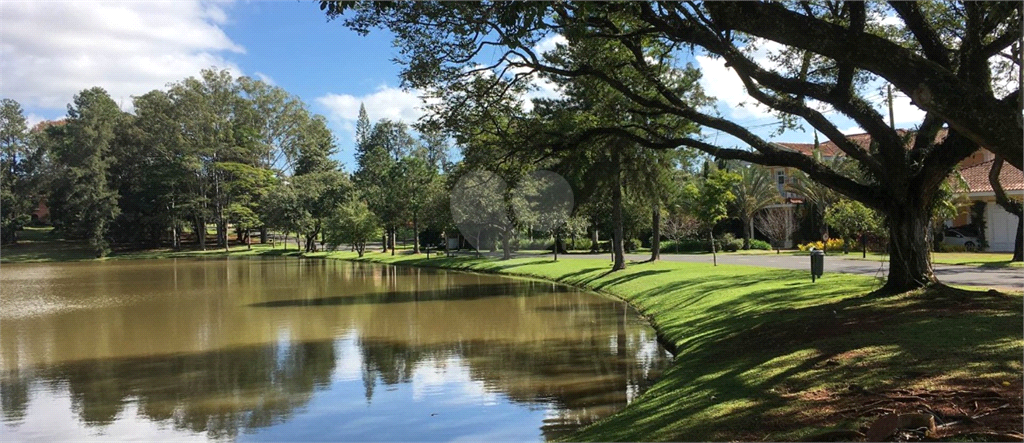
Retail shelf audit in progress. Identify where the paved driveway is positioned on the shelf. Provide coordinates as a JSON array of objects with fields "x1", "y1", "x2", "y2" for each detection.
[{"x1": 531, "y1": 251, "x2": 1022, "y2": 290}]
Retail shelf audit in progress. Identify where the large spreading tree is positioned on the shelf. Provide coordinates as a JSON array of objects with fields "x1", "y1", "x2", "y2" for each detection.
[{"x1": 321, "y1": 1, "x2": 1021, "y2": 292}]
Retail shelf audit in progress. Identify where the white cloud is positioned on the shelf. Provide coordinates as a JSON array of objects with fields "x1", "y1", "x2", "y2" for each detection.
[
  {"x1": 841, "y1": 126, "x2": 864, "y2": 135},
  {"x1": 316, "y1": 84, "x2": 428, "y2": 128},
  {"x1": 530, "y1": 36, "x2": 567, "y2": 102},
  {"x1": 506, "y1": 64, "x2": 562, "y2": 112},
  {"x1": 0, "y1": 1, "x2": 243, "y2": 111},
  {"x1": 888, "y1": 91, "x2": 926, "y2": 124},
  {"x1": 534, "y1": 34, "x2": 567, "y2": 55},
  {"x1": 695, "y1": 55, "x2": 774, "y2": 120},
  {"x1": 25, "y1": 113, "x2": 47, "y2": 130},
  {"x1": 253, "y1": 72, "x2": 276, "y2": 86}
]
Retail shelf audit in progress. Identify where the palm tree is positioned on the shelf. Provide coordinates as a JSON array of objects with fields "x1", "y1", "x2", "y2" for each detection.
[
  {"x1": 729, "y1": 163, "x2": 779, "y2": 249},
  {"x1": 787, "y1": 150, "x2": 860, "y2": 242}
]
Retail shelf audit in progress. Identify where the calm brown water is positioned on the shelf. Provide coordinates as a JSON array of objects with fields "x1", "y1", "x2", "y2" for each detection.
[{"x1": 0, "y1": 258, "x2": 670, "y2": 441}]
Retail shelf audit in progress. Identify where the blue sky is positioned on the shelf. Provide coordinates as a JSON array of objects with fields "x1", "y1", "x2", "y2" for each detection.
[{"x1": 1, "y1": 1, "x2": 927, "y2": 170}]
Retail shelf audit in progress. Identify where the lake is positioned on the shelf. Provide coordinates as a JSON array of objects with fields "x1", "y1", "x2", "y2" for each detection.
[{"x1": 0, "y1": 257, "x2": 670, "y2": 441}]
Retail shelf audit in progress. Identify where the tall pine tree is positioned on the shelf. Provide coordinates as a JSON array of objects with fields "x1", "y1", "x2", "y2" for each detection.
[{"x1": 54, "y1": 88, "x2": 123, "y2": 257}]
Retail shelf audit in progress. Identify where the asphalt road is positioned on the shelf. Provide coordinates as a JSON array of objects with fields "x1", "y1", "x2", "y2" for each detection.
[{"x1": 526, "y1": 251, "x2": 1023, "y2": 290}]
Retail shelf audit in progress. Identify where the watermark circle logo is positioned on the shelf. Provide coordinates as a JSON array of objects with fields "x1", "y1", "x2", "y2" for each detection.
[
  {"x1": 512, "y1": 170, "x2": 574, "y2": 232},
  {"x1": 450, "y1": 169, "x2": 575, "y2": 252},
  {"x1": 450, "y1": 169, "x2": 507, "y2": 251}
]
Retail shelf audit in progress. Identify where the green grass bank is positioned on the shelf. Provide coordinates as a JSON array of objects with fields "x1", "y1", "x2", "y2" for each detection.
[{"x1": 317, "y1": 251, "x2": 1022, "y2": 441}]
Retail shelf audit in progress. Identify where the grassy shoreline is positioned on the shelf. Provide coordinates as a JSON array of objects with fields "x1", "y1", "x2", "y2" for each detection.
[
  {"x1": 3, "y1": 240, "x2": 1022, "y2": 440},
  {"x1": 312, "y1": 251, "x2": 1022, "y2": 441}
]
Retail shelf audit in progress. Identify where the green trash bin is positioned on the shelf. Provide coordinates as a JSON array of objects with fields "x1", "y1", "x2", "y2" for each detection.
[{"x1": 810, "y1": 249, "x2": 825, "y2": 282}]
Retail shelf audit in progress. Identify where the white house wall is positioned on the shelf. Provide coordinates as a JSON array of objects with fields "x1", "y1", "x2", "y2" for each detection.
[{"x1": 985, "y1": 201, "x2": 1021, "y2": 252}]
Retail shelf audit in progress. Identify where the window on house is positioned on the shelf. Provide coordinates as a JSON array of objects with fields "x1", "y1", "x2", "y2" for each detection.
[{"x1": 776, "y1": 170, "x2": 786, "y2": 196}]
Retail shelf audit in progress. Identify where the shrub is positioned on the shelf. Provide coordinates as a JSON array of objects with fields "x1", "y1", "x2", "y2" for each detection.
[
  {"x1": 570, "y1": 237, "x2": 593, "y2": 251},
  {"x1": 749, "y1": 239, "x2": 772, "y2": 250},
  {"x1": 518, "y1": 237, "x2": 553, "y2": 250},
  {"x1": 797, "y1": 241, "x2": 823, "y2": 252},
  {"x1": 718, "y1": 233, "x2": 742, "y2": 252},
  {"x1": 798, "y1": 238, "x2": 846, "y2": 252},
  {"x1": 825, "y1": 238, "x2": 846, "y2": 252},
  {"x1": 661, "y1": 238, "x2": 707, "y2": 253}
]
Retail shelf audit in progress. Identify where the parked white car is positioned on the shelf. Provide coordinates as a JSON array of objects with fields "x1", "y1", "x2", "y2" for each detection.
[{"x1": 942, "y1": 228, "x2": 979, "y2": 251}]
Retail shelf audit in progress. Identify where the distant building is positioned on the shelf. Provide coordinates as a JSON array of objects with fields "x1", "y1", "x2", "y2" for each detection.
[
  {"x1": 770, "y1": 130, "x2": 1022, "y2": 252},
  {"x1": 951, "y1": 156, "x2": 1023, "y2": 252},
  {"x1": 31, "y1": 196, "x2": 49, "y2": 224}
]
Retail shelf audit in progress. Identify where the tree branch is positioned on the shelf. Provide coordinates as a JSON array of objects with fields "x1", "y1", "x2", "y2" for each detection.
[
  {"x1": 701, "y1": 1, "x2": 1022, "y2": 169},
  {"x1": 990, "y1": 156, "x2": 1023, "y2": 217},
  {"x1": 888, "y1": 1, "x2": 952, "y2": 67}
]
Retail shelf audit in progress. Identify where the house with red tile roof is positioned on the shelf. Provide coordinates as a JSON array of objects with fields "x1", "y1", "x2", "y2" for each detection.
[
  {"x1": 950, "y1": 158, "x2": 1023, "y2": 252},
  {"x1": 770, "y1": 131, "x2": 1022, "y2": 252}
]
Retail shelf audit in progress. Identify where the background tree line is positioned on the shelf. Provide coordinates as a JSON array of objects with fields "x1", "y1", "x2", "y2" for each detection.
[
  {"x1": 0, "y1": 68, "x2": 903, "y2": 269},
  {"x1": 1, "y1": 69, "x2": 349, "y2": 256}
]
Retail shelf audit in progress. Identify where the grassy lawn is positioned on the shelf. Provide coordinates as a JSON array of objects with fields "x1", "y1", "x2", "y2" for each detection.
[{"x1": 316, "y1": 251, "x2": 1023, "y2": 442}]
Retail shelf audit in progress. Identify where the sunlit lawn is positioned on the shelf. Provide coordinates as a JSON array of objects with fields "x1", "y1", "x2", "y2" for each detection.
[{"x1": 325, "y1": 250, "x2": 1023, "y2": 441}]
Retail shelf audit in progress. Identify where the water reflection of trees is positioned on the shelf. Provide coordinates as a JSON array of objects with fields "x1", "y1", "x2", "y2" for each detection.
[
  {"x1": 1, "y1": 259, "x2": 670, "y2": 440},
  {"x1": 356, "y1": 307, "x2": 669, "y2": 440},
  {"x1": 1, "y1": 339, "x2": 335, "y2": 439}
]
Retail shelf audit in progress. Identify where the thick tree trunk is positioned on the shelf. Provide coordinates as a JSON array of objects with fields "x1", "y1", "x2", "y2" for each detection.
[
  {"x1": 221, "y1": 221, "x2": 228, "y2": 252},
  {"x1": 710, "y1": 230, "x2": 717, "y2": 266},
  {"x1": 502, "y1": 227, "x2": 512, "y2": 260},
  {"x1": 413, "y1": 214, "x2": 420, "y2": 254},
  {"x1": 883, "y1": 205, "x2": 936, "y2": 293},
  {"x1": 382, "y1": 231, "x2": 388, "y2": 253},
  {"x1": 590, "y1": 226, "x2": 599, "y2": 253},
  {"x1": 651, "y1": 203, "x2": 661, "y2": 261},
  {"x1": 390, "y1": 227, "x2": 396, "y2": 256},
  {"x1": 611, "y1": 150, "x2": 626, "y2": 271},
  {"x1": 260, "y1": 226, "x2": 268, "y2": 244},
  {"x1": 195, "y1": 217, "x2": 206, "y2": 251},
  {"x1": 742, "y1": 217, "x2": 753, "y2": 250}
]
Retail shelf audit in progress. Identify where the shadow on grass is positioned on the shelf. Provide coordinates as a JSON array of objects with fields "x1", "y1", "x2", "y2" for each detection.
[
  {"x1": 569, "y1": 277, "x2": 1022, "y2": 441},
  {"x1": 324, "y1": 253, "x2": 1023, "y2": 441},
  {"x1": 977, "y1": 261, "x2": 1024, "y2": 269}
]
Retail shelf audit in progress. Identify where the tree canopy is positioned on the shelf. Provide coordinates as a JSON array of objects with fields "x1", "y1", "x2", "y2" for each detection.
[{"x1": 319, "y1": 0, "x2": 1021, "y2": 291}]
